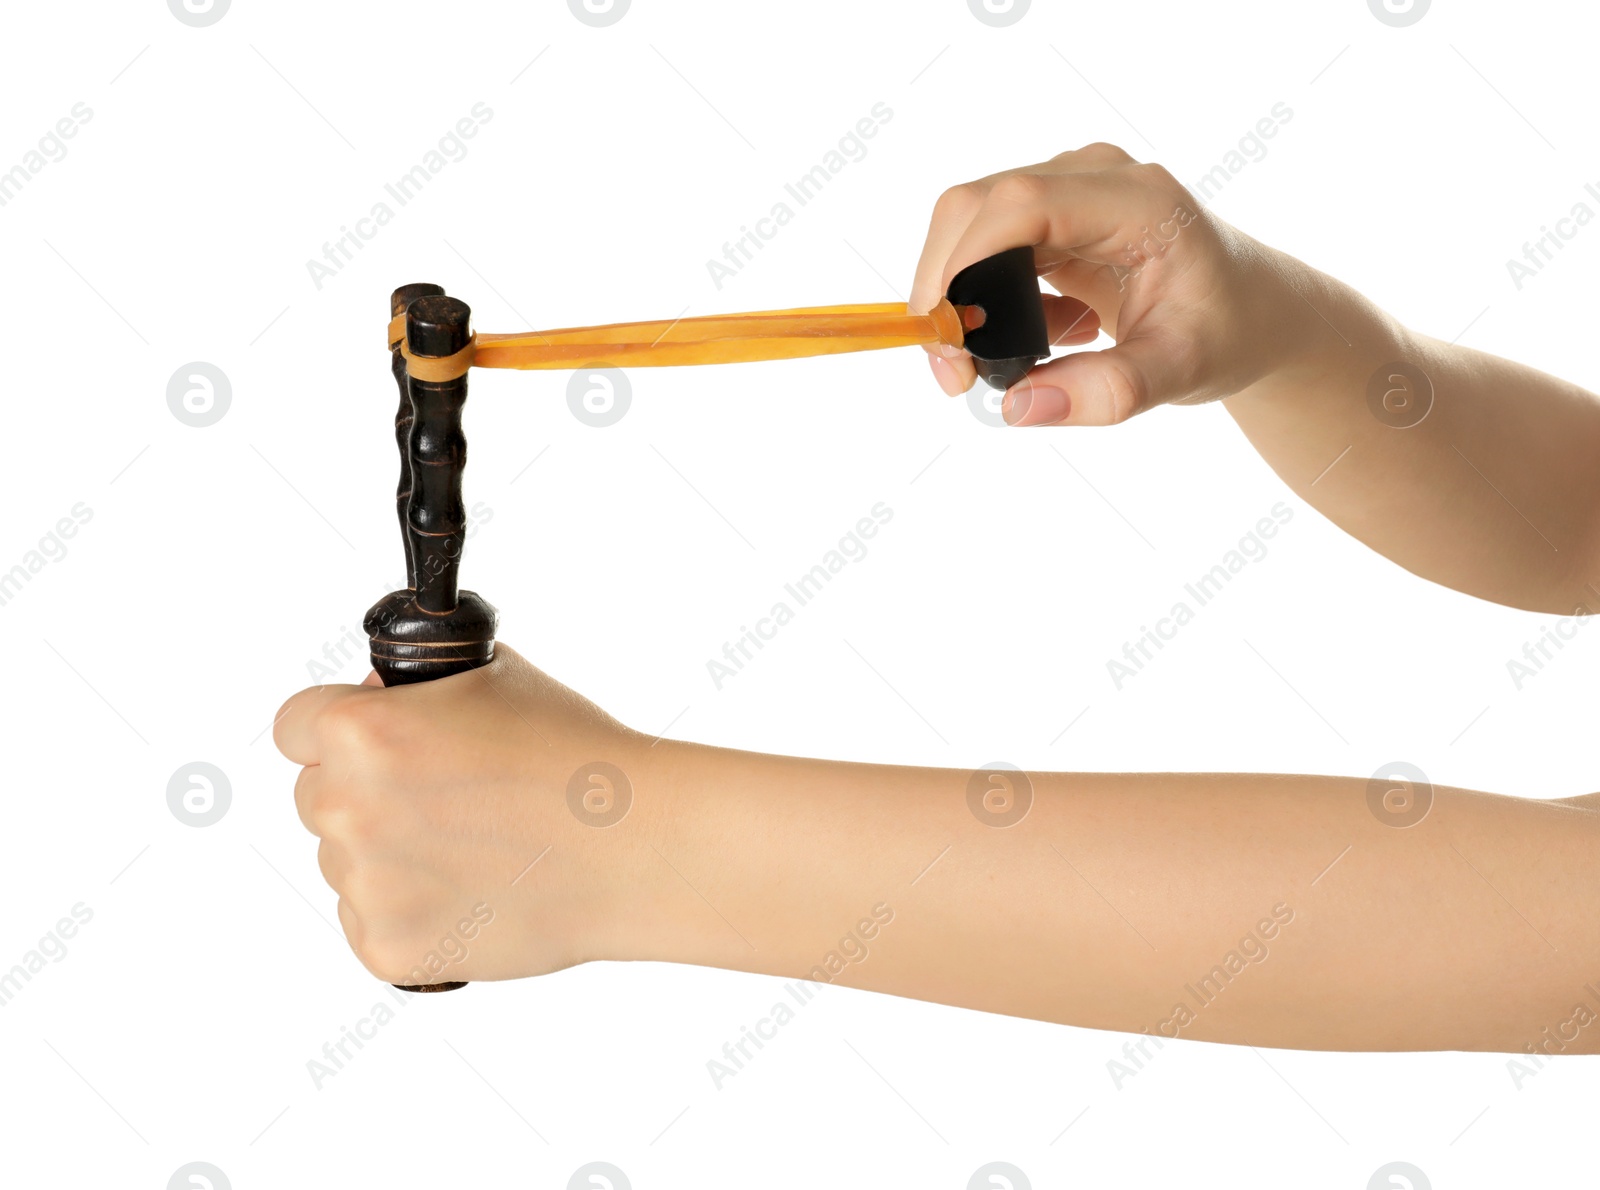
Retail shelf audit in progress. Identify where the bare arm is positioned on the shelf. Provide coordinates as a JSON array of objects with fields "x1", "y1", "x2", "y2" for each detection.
[
  {"x1": 275, "y1": 649, "x2": 1600, "y2": 1054},
  {"x1": 641, "y1": 741, "x2": 1600, "y2": 1053},
  {"x1": 1224, "y1": 266, "x2": 1600, "y2": 613}
]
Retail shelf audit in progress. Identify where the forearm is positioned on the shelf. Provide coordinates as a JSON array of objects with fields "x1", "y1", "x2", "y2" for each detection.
[
  {"x1": 617, "y1": 740, "x2": 1600, "y2": 1052},
  {"x1": 1225, "y1": 244, "x2": 1600, "y2": 613}
]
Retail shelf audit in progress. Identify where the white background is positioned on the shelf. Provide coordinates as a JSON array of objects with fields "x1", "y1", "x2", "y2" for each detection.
[{"x1": 2, "y1": 0, "x2": 1596, "y2": 1186}]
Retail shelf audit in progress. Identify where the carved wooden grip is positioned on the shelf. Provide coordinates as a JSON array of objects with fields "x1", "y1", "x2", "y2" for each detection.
[
  {"x1": 365, "y1": 286, "x2": 498, "y2": 993},
  {"x1": 407, "y1": 296, "x2": 472, "y2": 618},
  {"x1": 387, "y1": 282, "x2": 444, "y2": 587}
]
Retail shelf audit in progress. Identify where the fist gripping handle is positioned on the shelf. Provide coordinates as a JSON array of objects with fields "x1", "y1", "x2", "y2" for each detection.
[{"x1": 365, "y1": 285, "x2": 498, "y2": 993}]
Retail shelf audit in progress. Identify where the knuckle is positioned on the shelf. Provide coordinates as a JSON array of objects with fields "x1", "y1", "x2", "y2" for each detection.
[
  {"x1": 933, "y1": 181, "x2": 984, "y2": 220},
  {"x1": 988, "y1": 172, "x2": 1049, "y2": 207},
  {"x1": 317, "y1": 695, "x2": 388, "y2": 757},
  {"x1": 1080, "y1": 141, "x2": 1136, "y2": 164},
  {"x1": 337, "y1": 900, "x2": 416, "y2": 984},
  {"x1": 1046, "y1": 143, "x2": 1136, "y2": 172},
  {"x1": 336, "y1": 793, "x2": 383, "y2": 847},
  {"x1": 316, "y1": 839, "x2": 351, "y2": 889},
  {"x1": 360, "y1": 920, "x2": 442, "y2": 987},
  {"x1": 300, "y1": 773, "x2": 382, "y2": 846},
  {"x1": 337, "y1": 896, "x2": 364, "y2": 948},
  {"x1": 353, "y1": 935, "x2": 415, "y2": 984},
  {"x1": 292, "y1": 768, "x2": 322, "y2": 834},
  {"x1": 337, "y1": 864, "x2": 393, "y2": 912},
  {"x1": 270, "y1": 697, "x2": 296, "y2": 754},
  {"x1": 1101, "y1": 363, "x2": 1148, "y2": 425}
]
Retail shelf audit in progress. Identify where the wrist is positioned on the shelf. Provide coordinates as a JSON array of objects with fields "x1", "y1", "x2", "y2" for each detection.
[
  {"x1": 568, "y1": 733, "x2": 742, "y2": 969},
  {"x1": 1230, "y1": 238, "x2": 1415, "y2": 408},
  {"x1": 588, "y1": 738, "x2": 923, "y2": 986}
]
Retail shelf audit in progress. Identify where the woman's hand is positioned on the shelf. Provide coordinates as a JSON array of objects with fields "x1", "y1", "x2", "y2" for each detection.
[
  {"x1": 911, "y1": 142, "x2": 1319, "y2": 426},
  {"x1": 273, "y1": 645, "x2": 662, "y2": 987},
  {"x1": 914, "y1": 144, "x2": 1600, "y2": 612}
]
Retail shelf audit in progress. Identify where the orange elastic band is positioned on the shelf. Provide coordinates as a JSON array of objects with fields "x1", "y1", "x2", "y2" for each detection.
[
  {"x1": 401, "y1": 335, "x2": 477, "y2": 382},
  {"x1": 383, "y1": 298, "x2": 963, "y2": 375}
]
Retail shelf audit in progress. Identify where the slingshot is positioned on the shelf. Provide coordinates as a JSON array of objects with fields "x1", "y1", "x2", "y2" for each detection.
[{"x1": 366, "y1": 247, "x2": 1048, "y2": 991}]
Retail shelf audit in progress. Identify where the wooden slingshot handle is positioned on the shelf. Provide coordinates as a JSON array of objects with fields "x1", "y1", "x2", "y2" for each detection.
[{"x1": 365, "y1": 286, "x2": 498, "y2": 994}]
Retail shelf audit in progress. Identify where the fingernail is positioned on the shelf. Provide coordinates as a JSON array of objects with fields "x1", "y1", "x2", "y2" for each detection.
[
  {"x1": 1003, "y1": 384, "x2": 1070, "y2": 426},
  {"x1": 938, "y1": 342, "x2": 967, "y2": 359},
  {"x1": 929, "y1": 353, "x2": 965, "y2": 397}
]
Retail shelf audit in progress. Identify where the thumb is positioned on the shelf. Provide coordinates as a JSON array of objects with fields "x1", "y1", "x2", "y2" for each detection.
[{"x1": 1002, "y1": 331, "x2": 1193, "y2": 427}]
